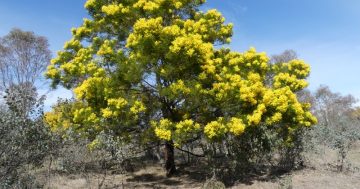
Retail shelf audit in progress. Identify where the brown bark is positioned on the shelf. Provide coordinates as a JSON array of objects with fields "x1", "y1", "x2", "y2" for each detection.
[{"x1": 164, "y1": 141, "x2": 176, "y2": 177}]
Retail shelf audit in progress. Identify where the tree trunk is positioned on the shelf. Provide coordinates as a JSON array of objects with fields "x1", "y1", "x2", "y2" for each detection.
[{"x1": 164, "y1": 141, "x2": 176, "y2": 177}]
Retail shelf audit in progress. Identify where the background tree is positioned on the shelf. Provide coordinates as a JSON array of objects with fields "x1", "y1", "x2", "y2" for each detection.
[
  {"x1": 271, "y1": 49, "x2": 298, "y2": 64},
  {"x1": 0, "y1": 28, "x2": 51, "y2": 93},
  {"x1": 45, "y1": 0, "x2": 317, "y2": 177},
  {"x1": 0, "y1": 29, "x2": 54, "y2": 187},
  {"x1": 310, "y1": 86, "x2": 360, "y2": 171}
]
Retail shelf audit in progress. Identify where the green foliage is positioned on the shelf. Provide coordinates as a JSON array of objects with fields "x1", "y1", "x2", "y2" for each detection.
[{"x1": 0, "y1": 84, "x2": 56, "y2": 187}]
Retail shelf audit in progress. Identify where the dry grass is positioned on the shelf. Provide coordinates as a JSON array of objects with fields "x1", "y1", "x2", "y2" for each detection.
[
  {"x1": 39, "y1": 166, "x2": 360, "y2": 189},
  {"x1": 41, "y1": 164, "x2": 204, "y2": 189},
  {"x1": 33, "y1": 142, "x2": 360, "y2": 189},
  {"x1": 291, "y1": 169, "x2": 360, "y2": 189}
]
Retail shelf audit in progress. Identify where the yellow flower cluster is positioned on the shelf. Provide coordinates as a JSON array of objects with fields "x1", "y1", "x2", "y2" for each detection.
[
  {"x1": 266, "y1": 112, "x2": 283, "y2": 125},
  {"x1": 169, "y1": 80, "x2": 191, "y2": 95},
  {"x1": 239, "y1": 79, "x2": 265, "y2": 105},
  {"x1": 73, "y1": 107, "x2": 99, "y2": 124},
  {"x1": 241, "y1": 47, "x2": 269, "y2": 74},
  {"x1": 263, "y1": 88, "x2": 289, "y2": 113},
  {"x1": 155, "y1": 128, "x2": 172, "y2": 141},
  {"x1": 97, "y1": 40, "x2": 114, "y2": 56},
  {"x1": 102, "y1": 3, "x2": 129, "y2": 15},
  {"x1": 204, "y1": 117, "x2": 248, "y2": 141},
  {"x1": 174, "y1": 1, "x2": 183, "y2": 9},
  {"x1": 262, "y1": 87, "x2": 317, "y2": 126},
  {"x1": 170, "y1": 34, "x2": 213, "y2": 60},
  {"x1": 43, "y1": 100, "x2": 89, "y2": 135},
  {"x1": 86, "y1": 62, "x2": 106, "y2": 77},
  {"x1": 130, "y1": 100, "x2": 146, "y2": 114},
  {"x1": 127, "y1": 17, "x2": 163, "y2": 48},
  {"x1": 204, "y1": 118, "x2": 228, "y2": 141},
  {"x1": 152, "y1": 119, "x2": 174, "y2": 141},
  {"x1": 285, "y1": 60, "x2": 311, "y2": 78},
  {"x1": 74, "y1": 77, "x2": 110, "y2": 100},
  {"x1": 227, "y1": 117, "x2": 246, "y2": 136},
  {"x1": 101, "y1": 108, "x2": 114, "y2": 118},
  {"x1": 153, "y1": 118, "x2": 201, "y2": 143},
  {"x1": 84, "y1": 0, "x2": 96, "y2": 9},
  {"x1": 72, "y1": 26, "x2": 89, "y2": 39},
  {"x1": 44, "y1": 111, "x2": 71, "y2": 132},
  {"x1": 162, "y1": 25, "x2": 182, "y2": 37},
  {"x1": 108, "y1": 98, "x2": 128, "y2": 109},
  {"x1": 63, "y1": 38, "x2": 81, "y2": 49},
  {"x1": 273, "y1": 73, "x2": 308, "y2": 91},
  {"x1": 172, "y1": 119, "x2": 201, "y2": 146},
  {"x1": 132, "y1": 0, "x2": 203, "y2": 12},
  {"x1": 52, "y1": 46, "x2": 98, "y2": 81},
  {"x1": 272, "y1": 60, "x2": 311, "y2": 91},
  {"x1": 206, "y1": 48, "x2": 269, "y2": 105},
  {"x1": 100, "y1": 98, "x2": 128, "y2": 118},
  {"x1": 71, "y1": 19, "x2": 95, "y2": 39},
  {"x1": 200, "y1": 47, "x2": 317, "y2": 133},
  {"x1": 133, "y1": 0, "x2": 164, "y2": 11},
  {"x1": 45, "y1": 64, "x2": 60, "y2": 79},
  {"x1": 175, "y1": 119, "x2": 200, "y2": 134},
  {"x1": 183, "y1": 9, "x2": 233, "y2": 43},
  {"x1": 101, "y1": 99, "x2": 147, "y2": 119},
  {"x1": 247, "y1": 104, "x2": 266, "y2": 125},
  {"x1": 125, "y1": 8, "x2": 232, "y2": 76}
]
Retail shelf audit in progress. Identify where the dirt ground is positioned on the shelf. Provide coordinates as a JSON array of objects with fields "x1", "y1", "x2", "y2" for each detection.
[
  {"x1": 37, "y1": 144, "x2": 360, "y2": 189},
  {"x1": 235, "y1": 169, "x2": 360, "y2": 189},
  {"x1": 40, "y1": 164, "x2": 360, "y2": 189}
]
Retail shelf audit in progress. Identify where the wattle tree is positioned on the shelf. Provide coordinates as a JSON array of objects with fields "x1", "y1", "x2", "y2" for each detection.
[{"x1": 45, "y1": 0, "x2": 317, "y2": 176}]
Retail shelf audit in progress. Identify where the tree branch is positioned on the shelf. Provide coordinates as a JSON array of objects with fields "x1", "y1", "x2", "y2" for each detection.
[{"x1": 175, "y1": 146, "x2": 205, "y2": 157}]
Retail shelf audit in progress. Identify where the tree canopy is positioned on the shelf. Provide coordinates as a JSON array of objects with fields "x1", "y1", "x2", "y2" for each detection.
[{"x1": 45, "y1": 0, "x2": 317, "y2": 176}]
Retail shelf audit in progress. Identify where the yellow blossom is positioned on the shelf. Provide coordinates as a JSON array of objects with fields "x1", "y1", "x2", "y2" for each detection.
[
  {"x1": 204, "y1": 118, "x2": 227, "y2": 141},
  {"x1": 227, "y1": 117, "x2": 246, "y2": 136}
]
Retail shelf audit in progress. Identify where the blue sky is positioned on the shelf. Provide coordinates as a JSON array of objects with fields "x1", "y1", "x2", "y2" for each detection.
[{"x1": 1, "y1": 0, "x2": 360, "y2": 107}]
